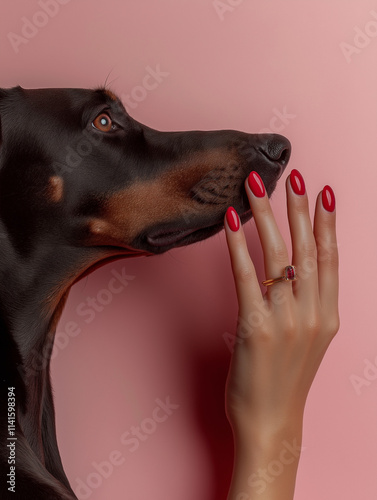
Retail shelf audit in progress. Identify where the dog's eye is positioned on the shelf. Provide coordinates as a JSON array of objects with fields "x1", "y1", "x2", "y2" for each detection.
[{"x1": 92, "y1": 113, "x2": 115, "y2": 132}]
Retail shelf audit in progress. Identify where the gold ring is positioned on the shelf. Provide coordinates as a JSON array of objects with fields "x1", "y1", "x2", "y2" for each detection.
[{"x1": 262, "y1": 265, "x2": 297, "y2": 287}]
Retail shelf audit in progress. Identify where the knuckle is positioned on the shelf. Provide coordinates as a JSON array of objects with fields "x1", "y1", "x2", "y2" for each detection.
[
  {"x1": 281, "y1": 319, "x2": 298, "y2": 340},
  {"x1": 305, "y1": 317, "x2": 322, "y2": 337},
  {"x1": 316, "y1": 237, "x2": 339, "y2": 264},
  {"x1": 324, "y1": 314, "x2": 340, "y2": 338},
  {"x1": 278, "y1": 310, "x2": 298, "y2": 339},
  {"x1": 301, "y1": 304, "x2": 322, "y2": 337},
  {"x1": 238, "y1": 306, "x2": 272, "y2": 343},
  {"x1": 235, "y1": 265, "x2": 255, "y2": 283},
  {"x1": 267, "y1": 243, "x2": 289, "y2": 263},
  {"x1": 327, "y1": 251, "x2": 339, "y2": 270},
  {"x1": 299, "y1": 239, "x2": 317, "y2": 259},
  {"x1": 299, "y1": 256, "x2": 317, "y2": 278},
  {"x1": 319, "y1": 213, "x2": 336, "y2": 230},
  {"x1": 253, "y1": 327, "x2": 274, "y2": 344},
  {"x1": 318, "y1": 246, "x2": 339, "y2": 268},
  {"x1": 256, "y1": 202, "x2": 273, "y2": 218},
  {"x1": 296, "y1": 200, "x2": 310, "y2": 214}
]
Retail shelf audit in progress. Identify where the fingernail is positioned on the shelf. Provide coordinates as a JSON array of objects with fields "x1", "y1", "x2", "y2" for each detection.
[
  {"x1": 226, "y1": 207, "x2": 240, "y2": 232},
  {"x1": 248, "y1": 171, "x2": 265, "y2": 197},
  {"x1": 322, "y1": 185, "x2": 335, "y2": 212},
  {"x1": 290, "y1": 169, "x2": 306, "y2": 195}
]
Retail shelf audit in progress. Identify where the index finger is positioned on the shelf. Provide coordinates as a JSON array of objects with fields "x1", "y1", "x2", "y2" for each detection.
[{"x1": 224, "y1": 206, "x2": 264, "y2": 312}]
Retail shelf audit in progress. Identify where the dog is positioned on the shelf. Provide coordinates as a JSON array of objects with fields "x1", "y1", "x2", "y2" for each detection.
[{"x1": 0, "y1": 86, "x2": 290, "y2": 499}]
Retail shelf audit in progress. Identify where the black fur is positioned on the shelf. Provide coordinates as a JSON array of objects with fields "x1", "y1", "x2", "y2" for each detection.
[{"x1": 0, "y1": 86, "x2": 290, "y2": 498}]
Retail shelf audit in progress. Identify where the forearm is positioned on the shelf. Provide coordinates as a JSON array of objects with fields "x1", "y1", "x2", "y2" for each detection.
[{"x1": 227, "y1": 426, "x2": 303, "y2": 500}]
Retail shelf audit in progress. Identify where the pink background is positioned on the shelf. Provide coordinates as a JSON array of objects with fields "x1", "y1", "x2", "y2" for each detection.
[{"x1": 1, "y1": 0, "x2": 377, "y2": 498}]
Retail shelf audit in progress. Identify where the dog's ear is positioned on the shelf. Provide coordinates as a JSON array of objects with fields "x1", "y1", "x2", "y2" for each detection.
[{"x1": 0, "y1": 87, "x2": 24, "y2": 146}]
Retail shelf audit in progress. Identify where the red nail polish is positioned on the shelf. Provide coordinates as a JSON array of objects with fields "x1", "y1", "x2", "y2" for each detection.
[
  {"x1": 226, "y1": 207, "x2": 240, "y2": 232},
  {"x1": 290, "y1": 169, "x2": 306, "y2": 195},
  {"x1": 248, "y1": 171, "x2": 265, "y2": 197},
  {"x1": 322, "y1": 185, "x2": 335, "y2": 212}
]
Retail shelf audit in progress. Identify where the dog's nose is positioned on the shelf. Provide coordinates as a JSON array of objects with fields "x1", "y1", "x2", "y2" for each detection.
[{"x1": 259, "y1": 134, "x2": 291, "y2": 169}]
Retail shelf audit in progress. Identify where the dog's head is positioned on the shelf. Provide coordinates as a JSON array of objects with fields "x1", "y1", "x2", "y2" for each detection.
[{"x1": 0, "y1": 86, "x2": 290, "y2": 265}]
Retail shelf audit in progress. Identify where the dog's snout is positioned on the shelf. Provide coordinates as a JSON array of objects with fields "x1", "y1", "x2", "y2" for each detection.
[{"x1": 259, "y1": 134, "x2": 291, "y2": 168}]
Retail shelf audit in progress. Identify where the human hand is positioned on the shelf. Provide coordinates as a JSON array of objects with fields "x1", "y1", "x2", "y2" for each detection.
[{"x1": 224, "y1": 170, "x2": 339, "y2": 499}]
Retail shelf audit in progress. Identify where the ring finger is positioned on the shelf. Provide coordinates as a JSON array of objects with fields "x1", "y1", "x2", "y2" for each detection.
[{"x1": 246, "y1": 171, "x2": 291, "y2": 294}]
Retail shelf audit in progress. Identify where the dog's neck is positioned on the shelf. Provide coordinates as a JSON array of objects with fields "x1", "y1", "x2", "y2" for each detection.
[
  {"x1": 0, "y1": 236, "x2": 123, "y2": 460},
  {"x1": 0, "y1": 240, "x2": 125, "y2": 370}
]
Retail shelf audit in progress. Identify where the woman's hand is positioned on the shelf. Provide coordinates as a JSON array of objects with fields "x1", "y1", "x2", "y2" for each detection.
[{"x1": 224, "y1": 170, "x2": 339, "y2": 500}]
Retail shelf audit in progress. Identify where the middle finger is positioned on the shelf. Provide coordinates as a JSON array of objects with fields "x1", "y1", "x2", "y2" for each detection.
[{"x1": 286, "y1": 169, "x2": 319, "y2": 301}]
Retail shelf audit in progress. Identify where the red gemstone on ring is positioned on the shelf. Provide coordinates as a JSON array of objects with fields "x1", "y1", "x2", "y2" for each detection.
[{"x1": 284, "y1": 265, "x2": 297, "y2": 281}]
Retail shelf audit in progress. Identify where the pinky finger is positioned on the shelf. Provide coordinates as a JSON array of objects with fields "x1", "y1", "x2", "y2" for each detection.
[
  {"x1": 313, "y1": 187, "x2": 339, "y2": 324},
  {"x1": 224, "y1": 207, "x2": 263, "y2": 311}
]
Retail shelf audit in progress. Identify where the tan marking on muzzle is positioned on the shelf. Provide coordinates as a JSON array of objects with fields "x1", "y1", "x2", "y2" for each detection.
[
  {"x1": 87, "y1": 218, "x2": 150, "y2": 254},
  {"x1": 47, "y1": 176, "x2": 64, "y2": 203},
  {"x1": 98, "y1": 148, "x2": 238, "y2": 243}
]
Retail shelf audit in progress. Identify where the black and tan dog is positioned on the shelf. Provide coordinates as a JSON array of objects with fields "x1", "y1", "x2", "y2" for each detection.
[{"x1": 0, "y1": 86, "x2": 290, "y2": 499}]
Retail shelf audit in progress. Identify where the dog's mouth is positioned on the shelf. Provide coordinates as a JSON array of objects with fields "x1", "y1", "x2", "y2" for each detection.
[
  {"x1": 147, "y1": 227, "x2": 204, "y2": 247},
  {"x1": 145, "y1": 209, "x2": 253, "y2": 252},
  {"x1": 147, "y1": 224, "x2": 225, "y2": 249},
  {"x1": 139, "y1": 162, "x2": 289, "y2": 254}
]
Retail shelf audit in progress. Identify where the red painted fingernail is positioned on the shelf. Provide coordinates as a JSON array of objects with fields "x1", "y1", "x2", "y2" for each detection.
[
  {"x1": 226, "y1": 207, "x2": 240, "y2": 232},
  {"x1": 322, "y1": 185, "x2": 335, "y2": 212},
  {"x1": 248, "y1": 171, "x2": 265, "y2": 197},
  {"x1": 290, "y1": 169, "x2": 306, "y2": 195}
]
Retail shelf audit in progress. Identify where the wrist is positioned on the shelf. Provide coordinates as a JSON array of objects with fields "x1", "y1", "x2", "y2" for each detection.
[
  {"x1": 227, "y1": 422, "x2": 304, "y2": 500},
  {"x1": 230, "y1": 410, "x2": 304, "y2": 448},
  {"x1": 233, "y1": 425, "x2": 303, "y2": 466},
  {"x1": 228, "y1": 433, "x2": 303, "y2": 500}
]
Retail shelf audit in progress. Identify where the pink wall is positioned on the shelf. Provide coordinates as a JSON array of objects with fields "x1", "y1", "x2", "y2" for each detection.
[{"x1": 1, "y1": 0, "x2": 377, "y2": 498}]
